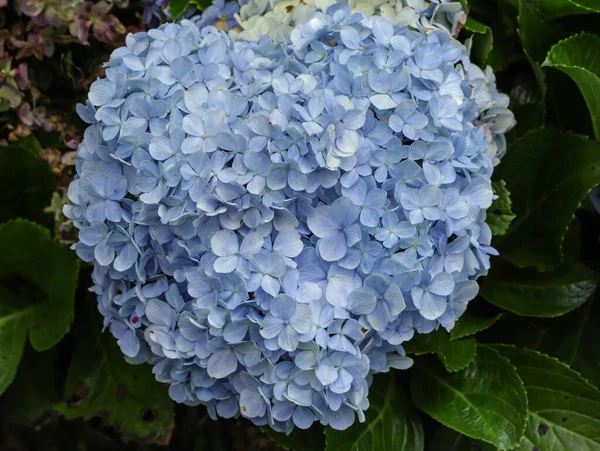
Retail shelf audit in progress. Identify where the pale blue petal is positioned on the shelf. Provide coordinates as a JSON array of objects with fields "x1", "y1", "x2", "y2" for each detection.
[{"x1": 207, "y1": 349, "x2": 238, "y2": 379}]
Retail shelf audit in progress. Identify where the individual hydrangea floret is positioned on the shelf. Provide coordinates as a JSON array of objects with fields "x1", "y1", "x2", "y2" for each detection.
[
  {"x1": 67, "y1": 4, "x2": 512, "y2": 434},
  {"x1": 193, "y1": 0, "x2": 246, "y2": 29},
  {"x1": 143, "y1": 0, "x2": 169, "y2": 25}
]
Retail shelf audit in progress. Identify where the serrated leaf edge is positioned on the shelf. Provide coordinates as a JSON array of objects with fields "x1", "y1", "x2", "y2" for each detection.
[
  {"x1": 490, "y1": 344, "x2": 600, "y2": 394},
  {"x1": 413, "y1": 347, "x2": 528, "y2": 450},
  {"x1": 543, "y1": 32, "x2": 600, "y2": 69},
  {"x1": 450, "y1": 313, "x2": 504, "y2": 341},
  {"x1": 567, "y1": 0, "x2": 600, "y2": 13},
  {"x1": 0, "y1": 218, "x2": 52, "y2": 239},
  {"x1": 438, "y1": 340, "x2": 478, "y2": 373},
  {"x1": 502, "y1": 127, "x2": 600, "y2": 272}
]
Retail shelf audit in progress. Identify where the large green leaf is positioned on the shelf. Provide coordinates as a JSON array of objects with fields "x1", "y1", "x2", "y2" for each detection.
[
  {"x1": 0, "y1": 142, "x2": 57, "y2": 228},
  {"x1": 450, "y1": 312, "x2": 503, "y2": 341},
  {"x1": 569, "y1": 0, "x2": 600, "y2": 12},
  {"x1": 464, "y1": 18, "x2": 493, "y2": 66},
  {"x1": 544, "y1": 33, "x2": 600, "y2": 141},
  {"x1": 404, "y1": 329, "x2": 477, "y2": 372},
  {"x1": 264, "y1": 426, "x2": 325, "y2": 451},
  {"x1": 488, "y1": 181, "x2": 515, "y2": 237},
  {"x1": 480, "y1": 258, "x2": 596, "y2": 317},
  {"x1": 528, "y1": 0, "x2": 596, "y2": 17},
  {"x1": 429, "y1": 427, "x2": 496, "y2": 451},
  {"x1": 410, "y1": 346, "x2": 527, "y2": 450},
  {"x1": 494, "y1": 346, "x2": 600, "y2": 450},
  {"x1": 477, "y1": 314, "x2": 545, "y2": 349},
  {"x1": 0, "y1": 347, "x2": 59, "y2": 425},
  {"x1": 56, "y1": 305, "x2": 174, "y2": 443},
  {"x1": 0, "y1": 219, "x2": 78, "y2": 396},
  {"x1": 325, "y1": 372, "x2": 424, "y2": 451},
  {"x1": 519, "y1": 0, "x2": 568, "y2": 63},
  {"x1": 539, "y1": 293, "x2": 600, "y2": 388},
  {"x1": 517, "y1": 0, "x2": 569, "y2": 102},
  {"x1": 494, "y1": 128, "x2": 600, "y2": 271}
]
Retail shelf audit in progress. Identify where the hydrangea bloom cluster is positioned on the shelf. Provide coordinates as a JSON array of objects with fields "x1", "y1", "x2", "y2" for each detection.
[
  {"x1": 230, "y1": 0, "x2": 466, "y2": 42},
  {"x1": 196, "y1": 0, "x2": 513, "y2": 161},
  {"x1": 66, "y1": 5, "x2": 513, "y2": 433}
]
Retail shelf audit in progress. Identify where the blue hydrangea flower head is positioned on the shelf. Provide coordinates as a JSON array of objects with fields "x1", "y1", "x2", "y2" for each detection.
[{"x1": 66, "y1": 2, "x2": 513, "y2": 434}]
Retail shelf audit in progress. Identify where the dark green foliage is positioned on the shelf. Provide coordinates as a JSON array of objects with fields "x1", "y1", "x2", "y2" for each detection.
[
  {"x1": 54, "y1": 304, "x2": 175, "y2": 443},
  {"x1": 2, "y1": 0, "x2": 600, "y2": 450},
  {"x1": 0, "y1": 142, "x2": 57, "y2": 229},
  {"x1": 410, "y1": 346, "x2": 528, "y2": 450},
  {"x1": 325, "y1": 373, "x2": 424, "y2": 451}
]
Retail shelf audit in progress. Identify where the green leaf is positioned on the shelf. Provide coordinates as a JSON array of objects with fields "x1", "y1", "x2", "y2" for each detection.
[
  {"x1": 539, "y1": 293, "x2": 600, "y2": 388},
  {"x1": 494, "y1": 128, "x2": 600, "y2": 271},
  {"x1": 190, "y1": 0, "x2": 214, "y2": 9},
  {"x1": 477, "y1": 314, "x2": 545, "y2": 349},
  {"x1": 480, "y1": 258, "x2": 596, "y2": 317},
  {"x1": 544, "y1": 33, "x2": 600, "y2": 141},
  {"x1": 563, "y1": 218, "x2": 583, "y2": 263},
  {"x1": 16, "y1": 135, "x2": 44, "y2": 155},
  {"x1": 467, "y1": 0, "x2": 525, "y2": 71},
  {"x1": 528, "y1": 0, "x2": 595, "y2": 18},
  {"x1": 0, "y1": 347, "x2": 59, "y2": 425},
  {"x1": 450, "y1": 312, "x2": 503, "y2": 341},
  {"x1": 569, "y1": 0, "x2": 600, "y2": 12},
  {"x1": 264, "y1": 426, "x2": 325, "y2": 451},
  {"x1": 325, "y1": 372, "x2": 424, "y2": 451},
  {"x1": 519, "y1": 0, "x2": 568, "y2": 63},
  {"x1": 0, "y1": 288, "x2": 29, "y2": 400},
  {"x1": 169, "y1": 0, "x2": 192, "y2": 20},
  {"x1": 429, "y1": 427, "x2": 496, "y2": 451},
  {"x1": 0, "y1": 219, "x2": 78, "y2": 396},
  {"x1": 404, "y1": 329, "x2": 477, "y2": 372},
  {"x1": 517, "y1": 0, "x2": 568, "y2": 101},
  {"x1": 488, "y1": 181, "x2": 515, "y2": 237},
  {"x1": 0, "y1": 142, "x2": 57, "y2": 228},
  {"x1": 170, "y1": 0, "x2": 210, "y2": 19},
  {"x1": 493, "y1": 346, "x2": 600, "y2": 450},
  {"x1": 465, "y1": 18, "x2": 493, "y2": 66},
  {"x1": 410, "y1": 346, "x2": 527, "y2": 450},
  {"x1": 56, "y1": 305, "x2": 174, "y2": 443}
]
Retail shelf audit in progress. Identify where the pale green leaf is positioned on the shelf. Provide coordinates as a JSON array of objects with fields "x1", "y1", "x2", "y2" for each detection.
[
  {"x1": 410, "y1": 346, "x2": 527, "y2": 449},
  {"x1": 494, "y1": 346, "x2": 600, "y2": 450},
  {"x1": 488, "y1": 181, "x2": 515, "y2": 236}
]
